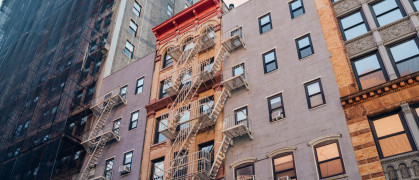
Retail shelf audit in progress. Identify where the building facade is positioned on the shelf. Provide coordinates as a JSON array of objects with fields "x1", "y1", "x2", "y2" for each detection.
[
  {"x1": 221, "y1": 0, "x2": 361, "y2": 179},
  {"x1": 314, "y1": 0, "x2": 419, "y2": 179},
  {"x1": 140, "y1": 0, "x2": 230, "y2": 179}
]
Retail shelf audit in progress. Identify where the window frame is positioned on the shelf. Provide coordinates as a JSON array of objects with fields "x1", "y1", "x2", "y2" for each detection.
[
  {"x1": 129, "y1": 20, "x2": 138, "y2": 37},
  {"x1": 133, "y1": 1, "x2": 141, "y2": 17},
  {"x1": 112, "y1": 118, "x2": 121, "y2": 135},
  {"x1": 262, "y1": 49, "x2": 278, "y2": 74},
  {"x1": 234, "y1": 106, "x2": 248, "y2": 126},
  {"x1": 295, "y1": 34, "x2": 314, "y2": 59},
  {"x1": 369, "y1": 111, "x2": 417, "y2": 158},
  {"x1": 304, "y1": 79, "x2": 326, "y2": 109},
  {"x1": 104, "y1": 158, "x2": 114, "y2": 179},
  {"x1": 258, "y1": 13, "x2": 272, "y2": 34},
  {"x1": 129, "y1": 111, "x2": 139, "y2": 130},
  {"x1": 232, "y1": 63, "x2": 245, "y2": 78},
  {"x1": 159, "y1": 80, "x2": 169, "y2": 99},
  {"x1": 350, "y1": 51, "x2": 389, "y2": 90},
  {"x1": 123, "y1": 151, "x2": 134, "y2": 169},
  {"x1": 154, "y1": 114, "x2": 167, "y2": 144},
  {"x1": 369, "y1": 0, "x2": 406, "y2": 27},
  {"x1": 410, "y1": 0, "x2": 419, "y2": 11},
  {"x1": 150, "y1": 157, "x2": 165, "y2": 180},
  {"x1": 162, "y1": 52, "x2": 174, "y2": 68},
  {"x1": 289, "y1": 0, "x2": 306, "y2": 19},
  {"x1": 272, "y1": 152, "x2": 297, "y2": 180},
  {"x1": 120, "y1": 85, "x2": 128, "y2": 99},
  {"x1": 124, "y1": 40, "x2": 134, "y2": 59},
  {"x1": 268, "y1": 93, "x2": 285, "y2": 122},
  {"x1": 235, "y1": 164, "x2": 255, "y2": 180},
  {"x1": 386, "y1": 37, "x2": 419, "y2": 77},
  {"x1": 167, "y1": 4, "x2": 173, "y2": 16},
  {"x1": 337, "y1": 10, "x2": 370, "y2": 41},
  {"x1": 313, "y1": 140, "x2": 346, "y2": 179},
  {"x1": 135, "y1": 77, "x2": 144, "y2": 95}
]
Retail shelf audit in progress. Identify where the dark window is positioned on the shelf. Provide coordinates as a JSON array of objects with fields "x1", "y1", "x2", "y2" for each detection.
[
  {"x1": 198, "y1": 141, "x2": 214, "y2": 171},
  {"x1": 105, "y1": 158, "x2": 114, "y2": 179},
  {"x1": 289, "y1": 0, "x2": 305, "y2": 19},
  {"x1": 124, "y1": 40, "x2": 134, "y2": 58},
  {"x1": 188, "y1": 0, "x2": 193, "y2": 4},
  {"x1": 113, "y1": 119, "x2": 121, "y2": 135},
  {"x1": 268, "y1": 94, "x2": 285, "y2": 122},
  {"x1": 262, "y1": 50, "x2": 278, "y2": 73},
  {"x1": 231, "y1": 27, "x2": 243, "y2": 38},
  {"x1": 136, "y1": 77, "x2": 144, "y2": 94},
  {"x1": 304, "y1": 79, "x2": 326, "y2": 109},
  {"x1": 151, "y1": 158, "x2": 164, "y2": 180},
  {"x1": 123, "y1": 151, "x2": 133, "y2": 169},
  {"x1": 183, "y1": 37, "x2": 194, "y2": 51},
  {"x1": 129, "y1": 111, "x2": 139, "y2": 130},
  {"x1": 370, "y1": 0, "x2": 405, "y2": 27},
  {"x1": 387, "y1": 38, "x2": 419, "y2": 77},
  {"x1": 235, "y1": 164, "x2": 255, "y2": 180},
  {"x1": 120, "y1": 85, "x2": 127, "y2": 99},
  {"x1": 129, "y1": 20, "x2": 138, "y2": 36},
  {"x1": 411, "y1": 0, "x2": 419, "y2": 11},
  {"x1": 199, "y1": 96, "x2": 214, "y2": 115},
  {"x1": 163, "y1": 52, "x2": 173, "y2": 68},
  {"x1": 331, "y1": 0, "x2": 340, "y2": 2},
  {"x1": 154, "y1": 114, "x2": 168, "y2": 144},
  {"x1": 235, "y1": 107, "x2": 248, "y2": 126},
  {"x1": 296, "y1": 34, "x2": 314, "y2": 59},
  {"x1": 338, "y1": 11, "x2": 369, "y2": 41},
  {"x1": 352, "y1": 52, "x2": 388, "y2": 90},
  {"x1": 369, "y1": 112, "x2": 415, "y2": 158},
  {"x1": 273, "y1": 153, "x2": 297, "y2": 180},
  {"x1": 259, "y1": 13, "x2": 272, "y2": 34},
  {"x1": 233, "y1": 63, "x2": 245, "y2": 78},
  {"x1": 133, "y1": 1, "x2": 141, "y2": 16},
  {"x1": 314, "y1": 141, "x2": 345, "y2": 179},
  {"x1": 159, "y1": 80, "x2": 170, "y2": 99}
]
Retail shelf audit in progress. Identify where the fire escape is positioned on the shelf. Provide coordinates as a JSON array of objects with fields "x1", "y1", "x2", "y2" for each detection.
[{"x1": 158, "y1": 26, "x2": 248, "y2": 179}]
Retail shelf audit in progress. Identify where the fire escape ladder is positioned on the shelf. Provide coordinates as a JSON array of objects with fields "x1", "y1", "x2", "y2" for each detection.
[
  {"x1": 209, "y1": 135, "x2": 232, "y2": 179},
  {"x1": 79, "y1": 136, "x2": 109, "y2": 180},
  {"x1": 89, "y1": 99, "x2": 115, "y2": 138},
  {"x1": 210, "y1": 88, "x2": 230, "y2": 122}
]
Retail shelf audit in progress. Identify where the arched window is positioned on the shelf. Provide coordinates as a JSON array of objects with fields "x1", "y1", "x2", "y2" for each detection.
[
  {"x1": 399, "y1": 163, "x2": 410, "y2": 178},
  {"x1": 412, "y1": 161, "x2": 419, "y2": 176},
  {"x1": 203, "y1": 26, "x2": 215, "y2": 39},
  {"x1": 163, "y1": 47, "x2": 174, "y2": 68},
  {"x1": 182, "y1": 37, "x2": 194, "y2": 51},
  {"x1": 387, "y1": 166, "x2": 398, "y2": 180}
]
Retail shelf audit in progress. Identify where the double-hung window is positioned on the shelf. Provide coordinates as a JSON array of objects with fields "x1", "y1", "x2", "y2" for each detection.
[
  {"x1": 338, "y1": 11, "x2": 369, "y2": 41},
  {"x1": 331, "y1": 0, "x2": 340, "y2": 2},
  {"x1": 235, "y1": 107, "x2": 248, "y2": 127},
  {"x1": 388, "y1": 38, "x2": 419, "y2": 77},
  {"x1": 129, "y1": 20, "x2": 138, "y2": 36},
  {"x1": 314, "y1": 141, "x2": 345, "y2": 179},
  {"x1": 167, "y1": 5, "x2": 173, "y2": 16},
  {"x1": 370, "y1": 0, "x2": 405, "y2": 27},
  {"x1": 289, "y1": 0, "x2": 305, "y2": 19},
  {"x1": 352, "y1": 53, "x2": 388, "y2": 90},
  {"x1": 154, "y1": 114, "x2": 167, "y2": 144},
  {"x1": 262, "y1": 50, "x2": 278, "y2": 73},
  {"x1": 411, "y1": 0, "x2": 419, "y2": 11},
  {"x1": 233, "y1": 63, "x2": 245, "y2": 78},
  {"x1": 104, "y1": 158, "x2": 114, "y2": 179},
  {"x1": 133, "y1": 2, "x2": 141, "y2": 17},
  {"x1": 151, "y1": 158, "x2": 164, "y2": 180},
  {"x1": 268, "y1": 94, "x2": 285, "y2": 122},
  {"x1": 124, "y1": 41, "x2": 134, "y2": 59},
  {"x1": 163, "y1": 52, "x2": 173, "y2": 68},
  {"x1": 296, "y1": 34, "x2": 314, "y2": 59},
  {"x1": 123, "y1": 151, "x2": 133, "y2": 171},
  {"x1": 273, "y1": 153, "x2": 297, "y2": 180},
  {"x1": 258, "y1": 13, "x2": 272, "y2": 34},
  {"x1": 231, "y1": 27, "x2": 243, "y2": 38},
  {"x1": 129, "y1": 111, "x2": 139, "y2": 130},
  {"x1": 370, "y1": 112, "x2": 415, "y2": 158},
  {"x1": 113, "y1": 119, "x2": 121, "y2": 135},
  {"x1": 160, "y1": 80, "x2": 170, "y2": 99},
  {"x1": 120, "y1": 85, "x2": 127, "y2": 99},
  {"x1": 136, "y1": 77, "x2": 144, "y2": 94},
  {"x1": 235, "y1": 164, "x2": 255, "y2": 180},
  {"x1": 304, "y1": 79, "x2": 325, "y2": 109}
]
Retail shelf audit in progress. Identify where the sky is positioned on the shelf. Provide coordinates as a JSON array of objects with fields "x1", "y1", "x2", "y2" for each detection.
[{"x1": 223, "y1": 0, "x2": 249, "y2": 7}]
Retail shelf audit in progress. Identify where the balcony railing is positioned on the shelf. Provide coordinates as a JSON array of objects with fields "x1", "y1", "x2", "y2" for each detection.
[
  {"x1": 90, "y1": 87, "x2": 127, "y2": 115},
  {"x1": 164, "y1": 150, "x2": 212, "y2": 180},
  {"x1": 382, "y1": 151, "x2": 419, "y2": 180},
  {"x1": 223, "y1": 114, "x2": 252, "y2": 139},
  {"x1": 222, "y1": 67, "x2": 248, "y2": 92}
]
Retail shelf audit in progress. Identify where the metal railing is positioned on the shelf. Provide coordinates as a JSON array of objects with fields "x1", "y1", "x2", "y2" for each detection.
[
  {"x1": 71, "y1": 165, "x2": 112, "y2": 180},
  {"x1": 90, "y1": 86, "x2": 126, "y2": 114},
  {"x1": 164, "y1": 150, "x2": 212, "y2": 180},
  {"x1": 81, "y1": 122, "x2": 119, "y2": 143},
  {"x1": 224, "y1": 114, "x2": 250, "y2": 131}
]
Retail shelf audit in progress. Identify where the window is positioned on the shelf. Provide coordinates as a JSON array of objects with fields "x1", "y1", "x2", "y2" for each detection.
[
  {"x1": 411, "y1": 0, "x2": 419, "y2": 11},
  {"x1": 338, "y1": 11, "x2": 369, "y2": 41},
  {"x1": 304, "y1": 79, "x2": 326, "y2": 109},
  {"x1": 370, "y1": 0, "x2": 405, "y2": 27},
  {"x1": 113, "y1": 119, "x2": 121, "y2": 135},
  {"x1": 259, "y1": 13, "x2": 272, "y2": 34},
  {"x1": 129, "y1": 111, "x2": 139, "y2": 130},
  {"x1": 289, "y1": 0, "x2": 305, "y2": 19},
  {"x1": 105, "y1": 158, "x2": 114, "y2": 179},
  {"x1": 273, "y1": 153, "x2": 297, "y2": 180},
  {"x1": 388, "y1": 38, "x2": 419, "y2": 77},
  {"x1": 163, "y1": 52, "x2": 173, "y2": 68},
  {"x1": 177, "y1": 105, "x2": 191, "y2": 131},
  {"x1": 129, "y1": 20, "x2": 138, "y2": 36},
  {"x1": 233, "y1": 63, "x2": 245, "y2": 78},
  {"x1": 136, "y1": 77, "x2": 144, "y2": 94},
  {"x1": 352, "y1": 53, "x2": 388, "y2": 90},
  {"x1": 133, "y1": 1, "x2": 141, "y2": 17},
  {"x1": 314, "y1": 141, "x2": 345, "y2": 179},
  {"x1": 262, "y1": 50, "x2": 278, "y2": 73},
  {"x1": 268, "y1": 94, "x2": 285, "y2": 122},
  {"x1": 179, "y1": 70, "x2": 192, "y2": 89},
  {"x1": 199, "y1": 141, "x2": 214, "y2": 171},
  {"x1": 235, "y1": 164, "x2": 255, "y2": 180},
  {"x1": 123, "y1": 151, "x2": 133, "y2": 170},
  {"x1": 296, "y1": 34, "x2": 314, "y2": 59},
  {"x1": 199, "y1": 96, "x2": 214, "y2": 115},
  {"x1": 167, "y1": 5, "x2": 173, "y2": 16},
  {"x1": 160, "y1": 80, "x2": 170, "y2": 99},
  {"x1": 120, "y1": 85, "x2": 127, "y2": 99},
  {"x1": 124, "y1": 40, "x2": 134, "y2": 59},
  {"x1": 370, "y1": 112, "x2": 415, "y2": 158},
  {"x1": 154, "y1": 114, "x2": 168, "y2": 144},
  {"x1": 231, "y1": 27, "x2": 243, "y2": 38},
  {"x1": 201, "y1": 57, "x2": 214, "y2": 73},
  {"x1": 331, "y1": 0, "x2": 340, "y2": 2},
  {"x1": 183, "y1": 37, "x2": 194, "y2": 51},
  {"x1": 188, "y1": 0, "x2": 193, "y2": 4},
  {"x1": 151, "y1": 158, "x2": 164, "y2": 180},
  {"x1": 235, "y1": 107, "x2": 248, "y2": 126}
]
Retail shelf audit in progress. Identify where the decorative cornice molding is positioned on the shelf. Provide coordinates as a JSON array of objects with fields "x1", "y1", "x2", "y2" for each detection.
[
  {"x1": 229, "y1": 157, "x2": 257, "y2": 168},
  {"x1": 266, "y1": 147, "x2": 297, "y2": 158},
  {"x1": 308, "y1": 134, "x2": 342, "y2": 146}
]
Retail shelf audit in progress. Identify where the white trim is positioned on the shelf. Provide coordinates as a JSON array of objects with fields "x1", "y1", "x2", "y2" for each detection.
[
  {"x1": 301, "y1": 76, "x2": 322, "y2": 85},
  {"x1": 265, "y1": 91, "x2": 284, "y2": 99},
  {"x1": 233, "y1": 104, "x2": 249, "y2": 112},
  {"x1": 266, "y1": 147, "x2": 297, "y2": 158},
  {"x1": 294, "y1": 31, "x2": 312, "y2": 40},
  {"x1": 229, "y1": 157, "x2": 257, "y2": 168},
  {"x1": 307, "y1": 134, "x2": 342, "y2": 147},
  {"x1": 105, "y1": 156, "x2": 116, "y2": 161},
  {"x1": 260, "y1": 47, "x2": 277, "y2": 55}
]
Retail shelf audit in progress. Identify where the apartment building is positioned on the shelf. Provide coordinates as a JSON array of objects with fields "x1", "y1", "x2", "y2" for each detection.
[
  {"x1": 221, "y1": 0, "x2": 361, "y2": 179},
  {"x1": 103, "y1": 0, "x2": 198, "y2": 76},
  {"x1": 314, "y1": 0, "x2": 419, "y2": 179},
  {"x1": 140, "y1": 0, "x2": 231, "y2": 179}
]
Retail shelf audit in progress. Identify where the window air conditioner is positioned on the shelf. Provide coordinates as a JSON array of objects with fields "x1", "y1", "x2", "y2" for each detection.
[
  {"x1": 118, "y1": 165, "x2": 131, "y2": 174},
  {"x1": 278, "y1": 176, "x2": 291, "y2": 180}
]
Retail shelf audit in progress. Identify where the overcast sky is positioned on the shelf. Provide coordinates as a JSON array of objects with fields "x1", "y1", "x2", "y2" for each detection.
[{"x1": 223, "y1": 0, "x2": 249, "y2": 7}]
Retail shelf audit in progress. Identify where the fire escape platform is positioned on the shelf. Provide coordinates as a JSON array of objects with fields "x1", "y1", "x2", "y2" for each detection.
[
  {"x1": 223, "y1": 123, "x2": 252, "y2": 139},
  {"x1": 90, "y1": 95, "x2": 126, "y2": 115},
  {"x1": 222, "y1": 75, "x2": 248, "y2": 92},
  {"x1": 222, "y1": 35, "x2": 245, "y2": 52},
  {"x1": 81, "y1": 131, "x2": 120, "y2": 149}
]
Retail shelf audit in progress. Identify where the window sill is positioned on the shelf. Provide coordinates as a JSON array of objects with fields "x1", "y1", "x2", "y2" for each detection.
[
  {"x1": 309, "y1": 104, "x2": 326, "y2": 111},
  {"x1": 151, "y1": 140, "x2": 167, "y2": 148},
  {"x1": 270, "y1": 118, "x2": 285, "y2": 124},
  {"x1": 322, "y1": 173, "x2": 347, "y2": 180}
]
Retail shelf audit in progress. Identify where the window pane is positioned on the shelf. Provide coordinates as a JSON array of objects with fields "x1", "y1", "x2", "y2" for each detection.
[
  {"x1": 236, "y1": 165, "x2": 254, "y2": 176},
  {"x1": 264, "y1": 52, "x2": 275, "y2": 63},
  {"x1": 373, "y1": 114, "x2": 404, "y2": 137},
  {"x1": 372, "y1": 0, "x2": 398, "y2": 15},
  {"x1": 292, "y1": 8, "x2": 305, "y2": 18},
  {"x1": 125, "y1": 152, "x2": 132, "y2": 164},
  {"x1": 130, "y1": 21, "x2": 137, "y2": 31},
  {"x1": 319, "y1": 158, "x2": 344, "y2": 178},
  {"x1": 277, "y1": 170, "x2": 296, "y2": 179},
  {"x1": 396, "y1": 56, "x2": 419, "y2": 76},
  {"x1": 269, "y1": 96, "x2": 282, "y2": 109},
  {"x1": 235, "y1": 109, "x2": 247, "y2": 121},
  {"x1": 354, "y1": 54, "x2": 381, "y2": 75},
  {"x1": 390, "y1": 40, "x2": 419, "y2": 62},
  {"x1": 290, "y1": 0, "x2": 302, "y2": 10},
  {"x1": 307, "y1": 82, "x2": 321, "y2": 95},
  {"x1": 377, "y1": 9, "x2": 403, "y2": 26},
  {"x1": 299, "y1": 46, "x2": 313, "y2": 58},
  {"x1": 379, "y1": 133, "x2": 412, "y2": 157},
  {"x1": 137, "y1": 78, "x2": 144, "y2": 86},
  {"x1": 132, "y1": 112, "x2": 139, "y2": 120},
  {"x1": 271, "y1": 108, "x2": 284, "y2": 119},
  {"x1": 309, "y1": 94, "x2": 324, "y2": 107},
  {"x1": 261, "y1": 24, "x2": 272, "y2": 33},
  {"x1": 341, "y1": 12, "x2": 363, "y2": 29},
  {"x1": 274, "y1": 154, "x2": 294, "y2": 172},
  {"x1": 260, "y1": 15, "x2": 270, "y2": 25},
  {"x1": 126, "y1": 41, "x2": 134, "y2": 51},
  {"x1": 298, "y1": 37, "x2": 310, "y2": 49},
  {"x1": 344, "y1": 24, "x2": 368, "y2": 40},
  {"x1": 265, "y1": 62, "x2": 277, "y2": 73},
  {"x1": 233, "y1": 65, "x2": 244, "y2": 76},
  {"x1": 359, "y1": 70, "x2": 387, "y2": 89},
  {"x1": 414, "y1": 0, "x2": 419, "y2": 11},
  {"x1": 316, "y1": 143, "x2": 339, "y2": 162}
]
